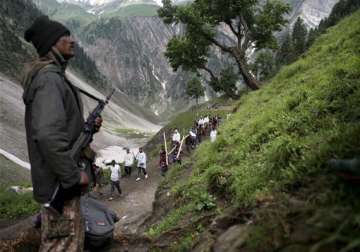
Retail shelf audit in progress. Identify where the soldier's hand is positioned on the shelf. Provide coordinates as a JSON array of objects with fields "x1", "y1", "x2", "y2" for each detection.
[
  {"x1": 94, "y1": 116, "x2": 103, "y2": 133},
  {"x1": 79, "y1": 170, "x2": 89, "y2": 185}
]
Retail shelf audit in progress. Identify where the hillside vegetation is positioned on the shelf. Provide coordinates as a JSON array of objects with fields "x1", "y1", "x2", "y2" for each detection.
[{"x1": 143, "y1": 10, "x2": 360, "y2": 251}]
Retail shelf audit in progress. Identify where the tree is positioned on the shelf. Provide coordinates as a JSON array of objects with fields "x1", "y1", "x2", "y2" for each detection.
[
  {"x1": 159, "y1": 0, "x2": 290, "y2": 91},
  {"x1": 276, "y1": 32, "x2": 294, "y2": 66},
  {"x1": 210, "y1": 67, "x2": 239, "y2": 99},
  {"x1": 306, "y1": 28, "x2": 319, "y2": 49},
  {"x1": 292, "y1": 17, "x2": 308, "y2": 57},
  {"x1": 186, "y1": 77, "x2": 205, "y2": 104},
  {"x1": 252, "y1": 50, "x2": 276, "y2": 81}
]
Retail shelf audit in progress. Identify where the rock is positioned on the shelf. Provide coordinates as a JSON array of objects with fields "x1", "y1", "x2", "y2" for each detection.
[
  {"x1": 8, "y1": 186, "x2": 33, "y2": 194},
  {"x1": 212, "y1": 224, "x2": 249, "y2": 252}
]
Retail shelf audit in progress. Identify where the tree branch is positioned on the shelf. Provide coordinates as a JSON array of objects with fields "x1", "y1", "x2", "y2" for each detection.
[{"x1": 201, "y1": 65, "x2": 217, "y2": 81}]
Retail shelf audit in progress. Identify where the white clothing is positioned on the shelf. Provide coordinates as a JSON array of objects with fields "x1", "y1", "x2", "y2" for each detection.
[
  {"x1": 172, "y1": 132, "x2": 181, "y2": 142},
  {"x1": 136, "y1": 152, "x2": 147, "y2": 168},
  {"x1": 204, "y1": 116, "x2": 210, "y2": 124},
  {"x1": 210, "y1": 130, "x2": 217, "y2": 142},
  {"x1": 110, "y1": 164, "x2": 121, "y2": 181},
  {"x1": 124, "y1": 153, "x2": 134, "y2": 166},
  {"x1": 189, "y1": 130, "x2": 196, "y2": 138}
]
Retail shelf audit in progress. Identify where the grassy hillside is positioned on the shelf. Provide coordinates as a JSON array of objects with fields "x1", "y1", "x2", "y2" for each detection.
[
  {"x1": 0, "y1": 154, "x2": 39, "y2": 220},
  {"x1": 143, "y1": 10, "x2": 360, "y2": 251}
]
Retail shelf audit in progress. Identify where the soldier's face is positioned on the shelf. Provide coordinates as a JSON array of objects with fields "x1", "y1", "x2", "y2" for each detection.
[{"x1": 55, "y1": 35, "x2": 75, "y2": 60}]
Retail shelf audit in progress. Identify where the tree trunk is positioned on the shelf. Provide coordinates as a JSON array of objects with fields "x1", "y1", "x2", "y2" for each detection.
[
  {"x1": 236, "y1": 57, "x2": 260, "y2": 90},
  {"x1": 232, "y1": 49, "x2": 260, "y2": 90}
]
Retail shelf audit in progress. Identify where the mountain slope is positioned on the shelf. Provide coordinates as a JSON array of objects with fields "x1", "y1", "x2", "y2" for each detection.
[{"x1": 142, "y1": 10, "x2": 360, "y2": 251}]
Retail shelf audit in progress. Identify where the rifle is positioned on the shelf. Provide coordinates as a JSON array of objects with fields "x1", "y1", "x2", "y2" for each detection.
[
  {"x1": 46, "y1": 88, "x2": 115, "y2": 215},
  {"x1": 70, "y1": 88, "x2": 115, "y2": 161}
]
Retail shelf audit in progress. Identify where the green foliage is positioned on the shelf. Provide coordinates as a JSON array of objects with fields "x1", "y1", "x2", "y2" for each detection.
[
  {"x1": 146, "y1": 204, "x2": 193, "y2": 238},
  {"x1": 186, "y1": 77, "x2": 205, "y2": 104},
  {"x1": 158, "y1": 0, "x2": 290, "y2": 90},
  {"x1": 252, "y1": 50, "x2": 277, "y2": 81},
  {"x1": 0, "y1": 188, "x2": 39, "y2": 219},
  {"x1": 171, "y1": 10, "x2": 360, "y2": 205},
  {"x1": 149, "y1": 10, "x2": 360, "y2": 250},
  {"x1": 292, "y1": 17, "x2": 308, "y2": 56},
  {"x1": 194, "y1": 192, "x2": 216, "y2": 212},
  {"x1": 209, "y1": 67, "x2": 239, "y2": 99},
  {"x1": 308, "y1": 0, "x2": 360, "y2": 48},
  {"x1": 276, "y1": 32, "x2": 295, "y2": 66}
]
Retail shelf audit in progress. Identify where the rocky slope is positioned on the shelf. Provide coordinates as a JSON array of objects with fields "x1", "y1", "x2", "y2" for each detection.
[{"x1": 287, "y1": 0, "x2": 340, "y2": 28}]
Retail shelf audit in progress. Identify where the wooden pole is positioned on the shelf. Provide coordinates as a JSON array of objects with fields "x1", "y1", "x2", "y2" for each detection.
[
  {"x1": 163, "y1": 132, "x2": 169, "y2": 166},
  {"x1": 176, "y1": 135, "x2": 189, "y2": 159},
  {"x1": 167, "y1": 146, "x2": 177, "y2": 155}
]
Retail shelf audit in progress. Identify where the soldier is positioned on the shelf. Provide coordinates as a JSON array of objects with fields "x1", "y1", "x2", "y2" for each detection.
[{"x1": 22, "y1": 16, "x2": 102, "y2": 251}]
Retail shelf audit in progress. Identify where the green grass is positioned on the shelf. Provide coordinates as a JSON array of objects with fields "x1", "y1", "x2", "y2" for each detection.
[
  {"x1": 146, "y1": 203, "x2": 194, "y2": 238},
  {"x1": 188, "y1": 10, "x2": 360, "y2": 204},
  {"x1": 0, "y1": 155, "x2": 39, "y2": 219},
  {"x1": 0, "y1": 187, "x2": 39, "y2": 219},
  {"x1": 149, "y1": 10, "x2": 360, "y2": 250}
]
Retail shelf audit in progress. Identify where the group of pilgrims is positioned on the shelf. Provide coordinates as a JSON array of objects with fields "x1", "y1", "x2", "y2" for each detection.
[
  {"x1": 159, "y1": 114, "x2": 221, "y2": 177},
  {"x1": 92, "y1": 114, "x2": 221, "y2": 201}
]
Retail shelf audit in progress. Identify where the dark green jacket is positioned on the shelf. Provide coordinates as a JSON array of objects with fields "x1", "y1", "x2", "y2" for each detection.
[{"x1": 22, "y1": 49, "x2": 84, "y2": 203}]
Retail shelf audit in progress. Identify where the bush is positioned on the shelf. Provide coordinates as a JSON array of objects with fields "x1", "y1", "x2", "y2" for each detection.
[{"x1": 0, "y1": 188, "x2": 39, "y2": 219}]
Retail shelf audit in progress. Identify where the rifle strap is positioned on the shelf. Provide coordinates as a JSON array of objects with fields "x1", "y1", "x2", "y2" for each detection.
[{"x1": 78, "y1": 88, "x2": 102, "y2": 102}]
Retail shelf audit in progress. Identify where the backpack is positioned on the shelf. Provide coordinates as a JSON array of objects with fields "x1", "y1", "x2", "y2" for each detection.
[{"x1": 81, "y1": 195, "x2": 119, "y2": 250}]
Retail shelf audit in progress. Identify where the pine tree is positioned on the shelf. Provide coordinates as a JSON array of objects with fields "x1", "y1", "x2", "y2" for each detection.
[
  {"x1": 276, "y1": 32, "x2": 294, "y2": 66},
  {"x1": 253, "y1": 51, "x2": 276, "y2": 81},
  {"x1": 306, "y1": 28, "x2": 319, "y2": 49},
  {"x1": 186, "y1": 77, "x2": 205, "y2": 104},
  {"x1": 292, "y1": 17, "x2": 308, "y2": 57}
]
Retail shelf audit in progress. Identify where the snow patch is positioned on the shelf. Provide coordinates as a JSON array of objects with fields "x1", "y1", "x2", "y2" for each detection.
[
  {"x1": 0, "y1": 148, "x2": 30, "y2": 170},
  {"x1": 95, "y1": 145, "x2": 140, "y2": 167},
  {"x1": 151, "y1": 65, "x2": 166, "y2": 90}
]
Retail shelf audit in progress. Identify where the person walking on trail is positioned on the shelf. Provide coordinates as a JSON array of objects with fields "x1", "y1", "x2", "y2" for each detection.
[
  {"x1": 92, "y1": 164, "x2": 103, "y2": 195},
  {"x1": 136, "y1": 147, "x2": 148, "y2": 181},
  {"x1": 109, "y1": 160, "x2": 122, "y2": 201},
  {"x1": 159, "y1": 146, "x2": 168, "y2": 177},
  {"x1": 124, "y1": 148, "x2": 134, "y2": 177},
  {"x1": 22, "y1": 15, "x2": 102, "y2": 251},
  {"x1": 210, "y1": 126, "x2": 217, "y2": 143},
  {"x1": 172, "y1": 128, "x2": 181, "y2": 145}
]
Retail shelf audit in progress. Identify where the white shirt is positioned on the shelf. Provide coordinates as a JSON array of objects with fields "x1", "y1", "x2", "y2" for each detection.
[
  {"x1": 110, "y1": 164, "x2": 121, "y2": 181},
  {"x1": 124, "y1": 153, "x2": 134, "y2": 167},
  {"x1": 189, "y1": 130, "x2": 196, "y2": 137},
  {"x1": 210, "y1": 130, "x2": 217, "y2": 142},
  {"x1": 136, "y1": 152, "x2": 147, "y2": 168},
  {"x1": 172, "y1": 132, "x2": 181, "y2": 142},
  {"x1": 204, "y1": 117, "x2": 209, "y2": 124}
]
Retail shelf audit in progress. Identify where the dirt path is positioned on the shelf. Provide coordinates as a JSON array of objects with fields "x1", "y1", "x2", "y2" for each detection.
[{"x1": 95, "y1": 159, "x2": 163, "y2": 236}]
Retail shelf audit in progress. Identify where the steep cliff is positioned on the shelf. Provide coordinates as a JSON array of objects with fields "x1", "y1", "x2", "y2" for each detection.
[
  {"x1": 81, "y1": 16, "x2": 189, "y2": 115},
  {"x1": 287, "y1": 0, "x2": 340, "y2": 28}
]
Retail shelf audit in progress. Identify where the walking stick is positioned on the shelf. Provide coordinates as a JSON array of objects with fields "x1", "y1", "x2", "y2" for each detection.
[
  {"x1": 163, "y1": 132, "x2": 169, "y2": 166},
  {"x1": 176, "y1": 135, "x2": 189, "y2": 159}
]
